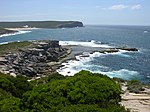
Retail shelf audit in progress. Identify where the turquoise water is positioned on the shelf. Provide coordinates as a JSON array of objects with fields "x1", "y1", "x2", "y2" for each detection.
[{"x1": 0, "y1": 25, "x2": 150, "y2": 83}]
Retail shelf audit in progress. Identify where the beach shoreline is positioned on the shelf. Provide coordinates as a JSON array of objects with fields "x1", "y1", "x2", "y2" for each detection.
[{"x1": 5, "y1": 27, "x2": 40, "y2": 31}]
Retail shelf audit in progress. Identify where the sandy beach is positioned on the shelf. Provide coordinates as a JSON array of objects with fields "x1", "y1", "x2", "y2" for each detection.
[{"x1": 5, "y1": 27, "x2": 40, "y2": 31}]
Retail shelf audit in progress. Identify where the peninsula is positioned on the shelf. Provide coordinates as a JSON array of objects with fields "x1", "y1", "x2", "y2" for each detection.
[{"x1": 0, "y1": 21, "x2": 83, "y2": 28}]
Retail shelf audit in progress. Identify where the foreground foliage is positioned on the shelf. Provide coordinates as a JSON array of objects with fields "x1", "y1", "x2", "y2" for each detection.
[{"x1": 0, "y1": 71, "x2": 126, "y2": 112}]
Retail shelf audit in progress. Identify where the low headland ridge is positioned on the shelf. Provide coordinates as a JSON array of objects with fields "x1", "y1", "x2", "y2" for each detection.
[{"x1": 0, "y1": 21, "x2": 83, "y2": 29}]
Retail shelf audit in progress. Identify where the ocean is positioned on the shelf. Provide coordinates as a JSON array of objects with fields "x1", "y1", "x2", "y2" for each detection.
[{"x1": 0, "y1": 25, "x2": 150, "y2": 83}]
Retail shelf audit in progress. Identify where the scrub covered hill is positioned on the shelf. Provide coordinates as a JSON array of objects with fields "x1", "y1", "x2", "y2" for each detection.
[
  {"x1": 0, "y1": 70, "x2": 126, "y2": 112},
  {"x1": 0, "y1": 21, "x2": 83, "y2": 28}
]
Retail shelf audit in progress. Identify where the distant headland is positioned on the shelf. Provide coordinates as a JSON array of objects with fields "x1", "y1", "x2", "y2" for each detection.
[{"x1": 0, "y1": 21, "x2": 83, "y2": 28}]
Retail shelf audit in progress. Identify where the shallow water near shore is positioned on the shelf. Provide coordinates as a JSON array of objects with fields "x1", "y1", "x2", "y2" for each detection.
[{"x1": 0, "y1": 25, "x2": 150, "y2": 83}]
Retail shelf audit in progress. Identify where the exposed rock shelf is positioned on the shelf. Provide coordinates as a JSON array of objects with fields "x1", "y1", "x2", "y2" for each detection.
[
  {"x1": 120, "y1": 81, "x2": 150, "y2": 112},
  {"x1": 98, "y1": 47, "x2": 138, "y2": 54},
  {"x1": 0, "y1": 40, "x2": 70, "y2": 77}
]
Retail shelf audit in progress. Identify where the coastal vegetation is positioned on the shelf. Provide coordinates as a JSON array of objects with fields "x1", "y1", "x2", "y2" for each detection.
[
  {"x1": 127, "y1": 80, "x2": 150, "y2": 93},
  {"x1": 0, "y1": 41, "x2": 149, "y2": 111},
  {"x1": 0, "y1": 21, "x2": 83, "y2": 28},
  {"x1": 0, "y1": 41, "x2": 32, "y2": 55},
  {"x1": 0, "y1": 70, "x2": 126, "y2": 112}
]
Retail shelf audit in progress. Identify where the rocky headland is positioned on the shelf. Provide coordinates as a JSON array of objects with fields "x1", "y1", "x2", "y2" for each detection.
[
  {"x1": 0, "y1": 40, "x2": 71, "y2": 77},
  {"x1": 0, "y1": 41, "x2": 139, "y2": 79},
  {"x1": 1, "y1": 40, "x2": 149, "y2": 111},
  {"x1": 0, "y1": 21, "x2": 83, "y2": 29}
]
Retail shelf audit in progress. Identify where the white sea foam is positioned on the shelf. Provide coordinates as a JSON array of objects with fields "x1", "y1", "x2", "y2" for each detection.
[
  {"x1": 57, "y1": 58, "x2": 139, "y2": 79},
  {"x1": 57, "y1": 50, "x2": 134, "y2": 76},
  {"x1": 0, "y1": 30, "x2": 31, "y2": 38},
  {"x1": 114, "y1": 50, "x2": 131, "y2": 57},
  {"x1": 0, "y1": 41, "x2": 10, "y2": 45},
  {"x1": 59, "y1": 40, "x2": 112, "y2": 48},
  {"x1": 100, "y1": 69, "x2": 139, "y2": 79}
]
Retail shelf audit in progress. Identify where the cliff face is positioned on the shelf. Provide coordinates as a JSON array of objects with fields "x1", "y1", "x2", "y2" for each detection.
[
  {"x1": 0, "y1": 21, "x2": 83, "y2": 28},
  {"x1": 57, "y1": 21, "x2": 83, "y2": 28}
]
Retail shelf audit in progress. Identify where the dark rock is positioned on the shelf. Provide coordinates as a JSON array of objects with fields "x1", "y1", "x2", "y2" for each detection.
[
  {"x1": 120, "y1": 48, "x2": 138, "y2": 51},
  {"x1": 99, "y1": 47, "x2": 138, "y2": 54},
  {"x1": 57, "y1": 22, "x2": 83, "y2": 28},
  {"x1": 37, "y1": 56, "x2": 47, "y2": 62},
  {"x1": 99, "y1": 49, "x2": 119, "y2": 53},
  {"x1": 0, "y1": 40, "x2": 68, "y2": 77},
  {"x1": 20, "y1": 67, "x2": 37, "y2": 77}
]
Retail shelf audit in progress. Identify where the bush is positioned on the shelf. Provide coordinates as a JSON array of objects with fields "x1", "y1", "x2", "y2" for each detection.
[
  {"x1": 60, "y1": 104, "x2": 126, "y2": 112},
  {"x1": 0, "y1": 73, "x2": 33, "y2": 98},
  {"x1": 0, "y1": 71, "x2": 125, "y2": 112},
  {"x1": 127, "y1": 80, "x2": 144, "y2": 93},
  {"x1": 0, "y1": 97, "x2": 21, "y2": 112},
  {"x1": 21, "y1": 70, "x2": 123, "y2": 111}
]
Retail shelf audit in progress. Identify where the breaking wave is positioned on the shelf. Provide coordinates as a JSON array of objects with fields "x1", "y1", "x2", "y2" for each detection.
[
  {"x1": 57, "y1": 50, "x2": 137, "y2": 80},
  {"x1": 59, "y1": 40, "x2": 112, "y2": 48},
  {"x1": 0, "y1": 30, "x2": 31, "y2": 38}
]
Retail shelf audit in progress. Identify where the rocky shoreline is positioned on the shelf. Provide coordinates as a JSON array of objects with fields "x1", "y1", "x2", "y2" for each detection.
[
  {"x1": 0, "y1": 28, "x2": 18, "y2": 36},
  {"x1": 0, "y1": 40, "x2": 71, "y2": 78},
  {"x1": 119, "y1": 80, "x2": 150, "y2": 112},
  {"x1": 0, "y1": 40, "x2": 149, "y2": 112},
  {"x1": 0, "y1": 41, "x2": 139, "y2": 79}
]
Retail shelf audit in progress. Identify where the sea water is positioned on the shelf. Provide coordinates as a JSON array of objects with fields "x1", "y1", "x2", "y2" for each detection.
[{"x1": 0, "y1": 25, "x2": 150, "y2": 83}]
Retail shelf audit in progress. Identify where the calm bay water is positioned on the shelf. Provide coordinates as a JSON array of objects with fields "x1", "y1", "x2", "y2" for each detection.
[{"x1": 0, "y1": 25, "x2": 150, "y2": 83}]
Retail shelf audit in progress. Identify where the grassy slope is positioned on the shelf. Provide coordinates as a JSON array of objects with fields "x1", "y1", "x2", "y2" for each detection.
[{"x1": 0, "y1": 41, "x2": 32, "y2": 55}]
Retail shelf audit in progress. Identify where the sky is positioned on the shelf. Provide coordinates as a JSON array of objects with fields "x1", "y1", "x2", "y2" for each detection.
[{"x1": 0, "y1": 0, "x2": 150, "y2": 25}]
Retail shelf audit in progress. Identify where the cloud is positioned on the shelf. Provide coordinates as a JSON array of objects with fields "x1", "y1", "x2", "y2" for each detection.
[
  {"x1": 131, "y1": 4, "x2": 142, "y2": 10},
  {"x1": 101, "y1": 4, "x2": 142, "y2": 11},
  {"x1": 109, "y1": 4, "x2": 128, "y2": 10}
]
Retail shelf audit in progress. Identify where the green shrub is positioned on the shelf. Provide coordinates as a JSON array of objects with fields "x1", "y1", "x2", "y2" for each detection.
[
  {"x1": 0, "y1": 71, "x2": 126, "y2": 112},
  {"x1": 0, "y1": 97, "x2": 21, "y2": 112},
  {"x1": 127, "y1": 80, "x2": 144, "y2": 93},
  {"x1": 21, "y1": 70, "x2": 123, "y2": 111},
  {"x1": 0, "y1": 73, "x2": 33, "y2": 98}
]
